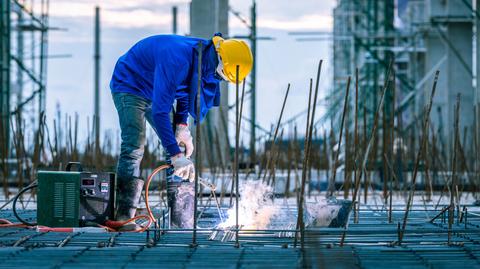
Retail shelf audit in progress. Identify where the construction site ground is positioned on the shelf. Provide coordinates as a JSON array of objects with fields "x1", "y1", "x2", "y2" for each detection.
[{"x1": 0, "y1": 199, "x2": 479, "y2": 269}]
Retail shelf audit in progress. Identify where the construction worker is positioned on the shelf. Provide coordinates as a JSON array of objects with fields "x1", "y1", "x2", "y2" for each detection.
[{"x1": 110, "y1": 33, "x2": 253, "y2": 230}]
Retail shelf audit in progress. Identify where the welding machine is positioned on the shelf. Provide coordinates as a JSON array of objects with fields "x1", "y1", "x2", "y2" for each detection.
[{"x1": 37, "y1": 163, "x2": 116, "y2": 227}]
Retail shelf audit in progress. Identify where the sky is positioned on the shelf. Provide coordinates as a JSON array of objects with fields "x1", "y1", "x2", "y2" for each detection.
[{"x1": 45, "y1": 0, "x2": 336, "y2": 146}]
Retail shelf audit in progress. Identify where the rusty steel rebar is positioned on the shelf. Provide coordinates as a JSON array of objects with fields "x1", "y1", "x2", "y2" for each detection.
[
  {"x1": 328, "y1": 76, "x2": 351, "y2": 197},
  {"x1": 448, "y1": 94, "x2": 461, "y2": 244},
  {"x1": 229, "y1": 77, "x2": 247, "y2": 208},
  {"x1": 294, "y1": 80, "x2": 313, "y2": 249},
  {"x1": 389, "y1": 72, "x2": 396, "y2": 223},
  {"x1": 352, "y1": 60, "x2": 394, "y2": 215},
  {"x1": 399, "y1": 70, "x2": 439, "y2": 244},
  {"x1": 234, "y1": 65, "x2": 241, "y2": 248},
  {"x1": 295, "y1": 59, "x2": 322, "y2": 249},
  {"x1": 262, "y1": 83, "x2": 291, "y2": 183},
  {"x1": 192, "y1": 42, "x2": 203, "y2": 247}
]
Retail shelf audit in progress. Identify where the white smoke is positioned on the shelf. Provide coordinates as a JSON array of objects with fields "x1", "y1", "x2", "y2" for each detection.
[
  {"x1": 217, "y1": 181, "x2": 346, "y2": 230},
  {"x1": 218, "y1": 180, "x2": 279, "y2": 230}
]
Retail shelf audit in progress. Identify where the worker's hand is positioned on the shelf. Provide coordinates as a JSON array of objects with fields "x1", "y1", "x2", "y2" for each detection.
[
  {"x1": 175, "y1": 124, "x2": 194, "y2": 158},
  {"x1": 171, "y1": 153, "x2": 195, "y2": 182}
]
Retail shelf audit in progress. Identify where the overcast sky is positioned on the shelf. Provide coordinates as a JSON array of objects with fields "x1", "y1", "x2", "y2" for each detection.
[{"x1": 45, "y1": 0, "x2": 335, "y2": 145}]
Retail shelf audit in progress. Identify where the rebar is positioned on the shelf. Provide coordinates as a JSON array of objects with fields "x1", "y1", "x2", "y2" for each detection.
[
  {"x1": 295, "y1": 59, "x2": 322, "y2": 249},
  {"x1": 399, "y1": 70, "x2": 439, "y2": 243},
  {"x1": 192, "y1": 41, "x2": 203, "y2": 247},
  {"x1": 234, "y1": 65, "x2": 240, "y2": 248},
  {"x1": 449, "y1": 94, "x2": 461, "y2": 244},
  {"x1": 327, "y1": 76, "x2": 350, "y2": 197},
  {"x1": 262, "y1": 83, "x2": 290, "y2": 183}
]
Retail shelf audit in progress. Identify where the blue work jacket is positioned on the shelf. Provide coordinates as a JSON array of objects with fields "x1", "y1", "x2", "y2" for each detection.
[{"x1": 110, "y1": 35, "x2": 221, "y2": 156}]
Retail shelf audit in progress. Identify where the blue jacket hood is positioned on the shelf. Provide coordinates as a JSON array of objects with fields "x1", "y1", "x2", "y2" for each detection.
[{"x1": 188, "y1": 39, "x2": 221, "y2": 123}]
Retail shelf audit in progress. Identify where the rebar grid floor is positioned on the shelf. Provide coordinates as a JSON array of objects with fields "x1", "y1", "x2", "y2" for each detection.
[{"x1": 0, "y1": 204, "x2": 479, "y2": 268}]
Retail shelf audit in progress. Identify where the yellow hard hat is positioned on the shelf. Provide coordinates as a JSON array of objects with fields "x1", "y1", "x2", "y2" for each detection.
[{"x1": 212, "y1": 35, "x2": 253, "y2": 84}]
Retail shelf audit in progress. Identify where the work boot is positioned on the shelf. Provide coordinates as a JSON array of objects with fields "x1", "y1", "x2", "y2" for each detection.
[{"x1": 115, "y1": 177, "x2": 144, "y2": 231}]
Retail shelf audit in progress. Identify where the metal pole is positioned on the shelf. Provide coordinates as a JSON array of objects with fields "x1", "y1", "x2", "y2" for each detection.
[
  {"x1": 94, "y1": 6, "x2": 100, "y2": 157},
  {"x1": 235, "y1": 65, "x2": 240, "y2": 248},
  {"x1": 0, "y1": 0, "x2": 11, "y2": 160},
  {"x1": 192, "y1": 42, "x2": 202, "y2": 247},
  {"x1": 172, "y1": 6, "x2": 177, "y2": 34},
  {"x1": 16, "y1": 9, "x2": 23, "y2": 114},
  {"x1": 249, "y1": 0, "x2": 256, "y2": 165},
  {"x1": 38, "y1": 0, "x2": 48, "y2": 130}
]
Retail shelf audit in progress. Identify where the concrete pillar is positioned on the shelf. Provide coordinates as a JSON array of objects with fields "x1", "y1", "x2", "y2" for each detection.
[{"x1": 190, "y1": 0, "x2": 229, "y2": 166}]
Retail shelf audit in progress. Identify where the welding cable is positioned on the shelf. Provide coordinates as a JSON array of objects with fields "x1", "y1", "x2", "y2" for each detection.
[
  {"x1": 12, "y1": 182, "x2": 38, "y2": 226},
  {"x1": 145, "y1": 164, "x2": 171, "y2": 224}
]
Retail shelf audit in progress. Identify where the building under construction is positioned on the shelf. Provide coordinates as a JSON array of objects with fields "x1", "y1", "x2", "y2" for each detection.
[
  {"x1": 0, "y1": 0, "x2": 479, "y2": 268},
  {"x1": 332, "y1": 0, "x2": 478, "y2": 155}
]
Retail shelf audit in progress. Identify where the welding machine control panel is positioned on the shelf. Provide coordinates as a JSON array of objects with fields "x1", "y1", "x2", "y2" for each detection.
[{"x1": 79, "y1": 172, "x2": 115, "y2": 226}]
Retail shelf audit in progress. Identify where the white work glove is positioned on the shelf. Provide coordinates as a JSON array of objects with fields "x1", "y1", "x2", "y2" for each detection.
[
  {"x1": 171, "y1": 153, "x2": 195, "y2": 182},
  {"x1": 175, "y1": 124, "x2": 194, "y2": 158}
]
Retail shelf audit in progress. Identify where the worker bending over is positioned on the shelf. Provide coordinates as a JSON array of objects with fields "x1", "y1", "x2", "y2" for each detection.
[{"x1": 109, "y1": 33, "x2": 253, "y2": 230}]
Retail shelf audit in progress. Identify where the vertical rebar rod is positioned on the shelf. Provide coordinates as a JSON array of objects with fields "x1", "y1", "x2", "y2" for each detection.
[
  {"x1": 382, "y1": 85, "x2": 388, "y2": 204},
  {"x1": 389, "y1": 71, "x2": 395, "y2": 223},
  {"x1": 301, "y1": 60, "x2": 322, "y2": 249},
  {"x1": 475, "y1": 106, "x2": 479, "y2": 199},
  {"x1": 295, "y1": 60, "x2": 322, "y2": 249},
  {"x1": 192, "y1": 42, "x2": 203, "y2": 247},
  {"x1": 362, "y1": 93, "x2": 368, "y2": 205},
  {"x1": 449, "y1": 94, "x2": 461, "y2": 244},
  {"x1": 353, "y1": 68, "x2": 359, "y2": 218},
  {"x1": 352, "y1": 60, "x2": 394, "y2": 213},
  {"x1": 234, "y1": 65, "x2": 240, "y2": 248},
  {"x1": 399, "y1": 70, "x2": 439, "y2": 243},
  {"x1": 294, "y1": 79, "x2": 313, "y2": 248},
  {"x1": 328, "y1": 76, "x2": 351, "y2": 197},
  {"x1": 262, "y1": 84, "x2": 290, "y2": 183}
]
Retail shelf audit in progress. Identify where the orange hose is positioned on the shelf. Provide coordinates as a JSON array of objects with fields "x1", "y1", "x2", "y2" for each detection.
[{"x1": 145, "y1": 164, "x2": 171, "y2": 224}]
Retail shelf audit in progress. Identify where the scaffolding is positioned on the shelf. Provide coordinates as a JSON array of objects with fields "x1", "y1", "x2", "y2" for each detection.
[
  {"x1": 331, "y1": 0, "x2": 475, "y2": 162},
  {"x1": 0, "y1": 0, "x2": 50, "y2": 163}
]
